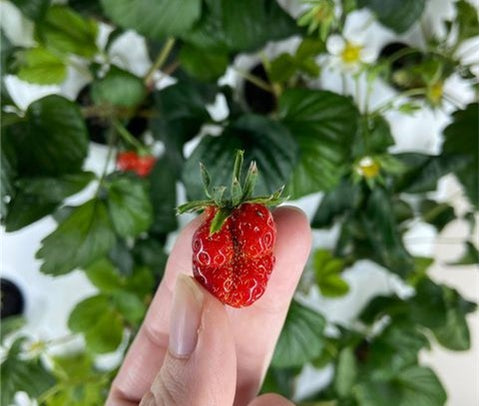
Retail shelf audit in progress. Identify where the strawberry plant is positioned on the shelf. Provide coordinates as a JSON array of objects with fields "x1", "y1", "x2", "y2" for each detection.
[{"x1": 1, "y1": 0, "x2": 478, "y2": 405}]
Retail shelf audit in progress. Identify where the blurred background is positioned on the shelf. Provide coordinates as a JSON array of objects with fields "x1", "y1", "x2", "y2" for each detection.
[{"x1": 1, "y1": 0, "x2": 478, "y2": 405}]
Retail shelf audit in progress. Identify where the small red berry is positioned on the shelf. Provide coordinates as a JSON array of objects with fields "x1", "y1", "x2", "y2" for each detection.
[
  {"x1": 192, "y1": 203, "x2": 276, "y2": 307},
  {"x1": 117, "y1": 151, "x2": 156, "y2": 177},
  {"x1": 177, "y1": 150, "x2": 285, "y2": 308}
]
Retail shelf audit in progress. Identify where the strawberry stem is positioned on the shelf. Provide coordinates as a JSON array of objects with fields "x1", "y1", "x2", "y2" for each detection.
[{"x1": 242, "y1": 161, "x2": 258, "y2": 200}]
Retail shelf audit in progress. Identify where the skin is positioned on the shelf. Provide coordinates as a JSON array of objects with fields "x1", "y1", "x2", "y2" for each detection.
[{"x1": 107, "y1": 206, "x2": 312, "y2": 406}]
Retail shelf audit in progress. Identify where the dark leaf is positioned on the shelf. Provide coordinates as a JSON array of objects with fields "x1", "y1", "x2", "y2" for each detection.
[
  {"x1": 5, "y1": 172, "x2": 94, "y2": 231},
  {"x1": 106, "y1": 175, "x2": 153, "y2": 237},
  {"x1": 11, "y1": 0, "x2": 50, "y2": 20},
  {"x1": 6, "y1": 95, "x2": 88, "y2": 177},
  {"x1": 179, "y1": 44, "x2": 229, "y2": 82},
  {"x1": 148, "y1": 157, "x2": 177, "y2": 234},
  {"x1": 101, "y1": 0, "x2": 201, "y2": 39},
  {"x1": 361, "y1": 188, "x2": 412, "y2": 275},
  {"x1": 432, "y1": 286, "x2": 477, "y2": 351},
  {"x1": 311, "y1": 179, "x2": 362, "y2": 228},
  {"x1": 36, "y1": 199, "x2": 116, "y2": 275},
  {"x1": 1, "y1": 338, "x2": 56, "y2": 405},
  {"x1": 353, "y1": 366, "x2": 446, "y2": 406},
  {"x1": 182, "y1": 0, "x2": 299, "y2": 53},
  {"x1": 68, "y1": 294, "x2": 124, "y2": 353},
  {"x1": 183, "y1": 114, "x2": 298, "y2": 200},
  {"x1": 358, "y1": 0, "x2": 426, "y2": 33},
  {"x1": 91, "y1": 67, "x2": 146, "y2": 108},
  {"x1": 271, "y1": 301, "x2": 326, "y2": 368},
  {"x1": 35, "y1": 5, "x2": 98, "y2": 57},
  {"x1": 150, "y1": 80, "x2": 216, "y2": 176},
  {"x1": 420, "y1": 200, "x2": 455, "y2": 231},
  {"x1": 442, "y1": 103, "x2": 479, "y2": 208},
  {"x1": 278, "y1": 89, "x2": 359, "y2": 198}
]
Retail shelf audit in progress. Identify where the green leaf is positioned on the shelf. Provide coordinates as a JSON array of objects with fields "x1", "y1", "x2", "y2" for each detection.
[
  {"x1": 367, "y1": 323, "x2": 430, "y2": 375},
  {"x1": 36, "y1": 199, "x2": 116, "y2": 275},
  {"x1": 132, "y1": 239, "x2": 168, "y2": 279},
  {"x1": 91, "y1": 67, "x2": 146, "y2": 108},
  {"x1": 179, "y1": 44, "x2": 229, "y2": 82},
  {"x1": 354, "y1": 366, "x2": 446, "y2": 406},
  {"x1": 148, "y1": 157, "x2": 177, "y2": 234},
  {"x1": 0, "y1": 316, "x2": 26, "y2": 343},
  {"x1": 358, "y1": 0, "x2": 426, "y2": 33},
  {"x1": 312, "y1": 249, "x2": 350, "y2": 297},
  {"x1": 354, "y1": 116, "x2": 395, "y2": 156},
  {"x1": 456, "y1": 0, "x2": 479, "y2": 40},
  {"x1": 36, "y1": 5, "x2": 98, "y2": 57},
  {"x1": 335, "y1": 347, "x2": 357, "y2": 398},
  {"x1": 409, "y1": 278, "x2": 448, "y2": 329},
  {"x1": 361, "y1": 188, "x2": 412, "y2": 275},
  {"x1": 448, "y1": 241, "x2": 479, "y2": 265},
  {"x1": 311, "y1": 179, "x2": 362, "y2": 228},
  {"x1": 5, "y1": 172, "x2": 95, "y2": 231},
  {"x1": 269, "y1": 53, "x2": 298, "y2": 83},
  {"x1": 112, "y1": 291, "x2": 146, "y2": 324},
  {"x1": 106, "y1": 175, "x2": 153, "y2": 237},
  {"x1": 11, "y1": 0, "x2": 50, "y2": 21},
  {"x1": 443, "y1": 103, "x2": 479, "y2": 208},
  {"x1": 17, "y1": 47, "x2": 67, "y2": 84},
  {"x1": 101, "y1": 0, "x2": 201, "y2": 39},
  {"x1": 278, "y1": 89, "x2": 359, "y2": 198},
  {"x1": 85, "y1": 258, "x2": 123, "y2": 293},
  {"x1": 150, "y1": 80, "x2": 216, "y2": 176},
  {"x1": 394, "y1": 153, "x2": 464, "y2": 194},
  {"x1": 271, "y1": 301, "x2": 326, "y2": 368},
  {"x1": 6, "y1": 95, "x2": 88, "y2": 177},
  {"x1": 182, "y1": 0, "x2": 299, "y2": 52},
  {"x1": 183, "y1": 114, "x2": 298, "y2": 200},
  {"x1": 1, "y1": 338, "x2": 56, "y2": 406},
  {"x1": 420, "y1": 200, "x2": 455, "y2": 231},
  {"x1": 432, "y1": 287, "x2": 477, "y2": 351},
  {"x1": 68, "y1": 295, "x2": 124, "y2": 353}
]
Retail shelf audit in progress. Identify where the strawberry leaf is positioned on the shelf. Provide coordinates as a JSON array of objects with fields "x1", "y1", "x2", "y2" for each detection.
[{"x1": 209, "y1": 207, "x2": 231, "y2": 234}]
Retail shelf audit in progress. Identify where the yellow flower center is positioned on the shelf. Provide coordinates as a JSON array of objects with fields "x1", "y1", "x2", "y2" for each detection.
[
  {"x1": 428, "y1": 81, "x2": 444, "y2": 105},
  {"x1": 341, "y1": 42, "x2": 362, "y2": 64},
  {"x1": 356, "y1": 157, "x2": 380, "y2": 179}
]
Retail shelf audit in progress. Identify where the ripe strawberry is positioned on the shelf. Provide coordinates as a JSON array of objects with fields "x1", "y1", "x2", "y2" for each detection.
[
  {"x1": 117, "y1": 151, "x2": 156, "y2": 177},
  {"x1": 177, "y1": 150, "x2": 285, "y2": 307}
]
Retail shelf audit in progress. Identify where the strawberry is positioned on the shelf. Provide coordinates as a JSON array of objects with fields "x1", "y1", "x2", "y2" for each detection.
[
  {"x1": 177, "y1": 150, "x2": 285, "y2": 307},
  {"x1": 117, "y1": 151, "x2": 156, "y2": 177}
]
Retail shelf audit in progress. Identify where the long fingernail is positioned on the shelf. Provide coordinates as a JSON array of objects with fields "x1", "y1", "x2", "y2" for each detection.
[{"x1": 169, "y1": 274, "x2": 204, "y2": 357}]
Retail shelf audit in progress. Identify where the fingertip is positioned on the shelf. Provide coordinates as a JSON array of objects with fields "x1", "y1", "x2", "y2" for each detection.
[
  {"x1": 248, "y1": 393, "x2": 295, "y2": 406},
  {"x1": 273, "y1": 205, "x2": 312, "y2": 259}
]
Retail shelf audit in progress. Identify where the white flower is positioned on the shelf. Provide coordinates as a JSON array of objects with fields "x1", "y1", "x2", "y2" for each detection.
[
  {"x1": 13, "y1": 392, "x2": 38, "y2": 406},
  {"x1": 326, "y1": 10, "x2": 378, "y2": 72},
  {"x1": 326, "y1": 34, "x2": 376, "y2": 72}
]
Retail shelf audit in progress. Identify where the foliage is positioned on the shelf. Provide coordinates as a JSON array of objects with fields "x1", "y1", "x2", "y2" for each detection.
[{"x1": 0, "y1": 0, "x2": 478, "y2": 404}]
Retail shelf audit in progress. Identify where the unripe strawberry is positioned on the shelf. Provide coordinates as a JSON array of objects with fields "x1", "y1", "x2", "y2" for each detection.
[{"x1": 177, "y1": 151, "x2": 285, "y2": 307}]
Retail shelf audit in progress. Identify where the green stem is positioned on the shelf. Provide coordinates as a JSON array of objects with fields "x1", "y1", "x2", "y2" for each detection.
[
  {"x1": 233, "y1": 67, "x2": 275, "y2": 93},
  {"x1": 144, "y1": 37, "x2": 176, "y2": 85},
  {"x1": 371, "y1": 88, "x2": 426, "y2": 115},
  {"x1": 112, "y1": 118, "x2": 145, "y2": 152}
]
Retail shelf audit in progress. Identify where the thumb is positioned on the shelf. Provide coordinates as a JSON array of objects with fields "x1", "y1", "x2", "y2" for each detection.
[{"x1": 140, "y1": 274, "x2": 237, "y2": 406}]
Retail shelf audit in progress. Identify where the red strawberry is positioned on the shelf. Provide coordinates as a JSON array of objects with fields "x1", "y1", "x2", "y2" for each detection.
[
  {"x1": 177, "y1": 150, "x2": 285, "y2": 307},
  {"x1": 117, "y1": 151, "x2": 156, "y2": 177}
]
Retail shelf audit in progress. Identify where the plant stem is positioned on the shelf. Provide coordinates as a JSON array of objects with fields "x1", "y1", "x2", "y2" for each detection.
[
  {"x1": 371, "y1": 88, "x2": 426, "y2": 115},
  {"x1": 233, "y1": 67, "x2": 275, "y2": 93},
  {"x1": 112, "y1": 118, "x2": 145, "y2": 152},
  {"x1": 144, "y1": 37, "x2": 176, "y2": 85}
]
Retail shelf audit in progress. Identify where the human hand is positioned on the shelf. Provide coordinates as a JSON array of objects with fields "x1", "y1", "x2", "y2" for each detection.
[{"x1": 107, "y1": 206, "x2": 311, "y2": 406}]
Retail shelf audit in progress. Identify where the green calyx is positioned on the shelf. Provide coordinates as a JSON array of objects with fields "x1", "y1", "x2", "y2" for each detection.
[{"x1": 176, "y1": 150, "x2": 286, "y2": 234}]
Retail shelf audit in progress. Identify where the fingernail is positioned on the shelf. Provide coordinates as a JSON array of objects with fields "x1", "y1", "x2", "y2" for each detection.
[{"x1": 169, "y1": 274, "x2": 204, "y2": 357}]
